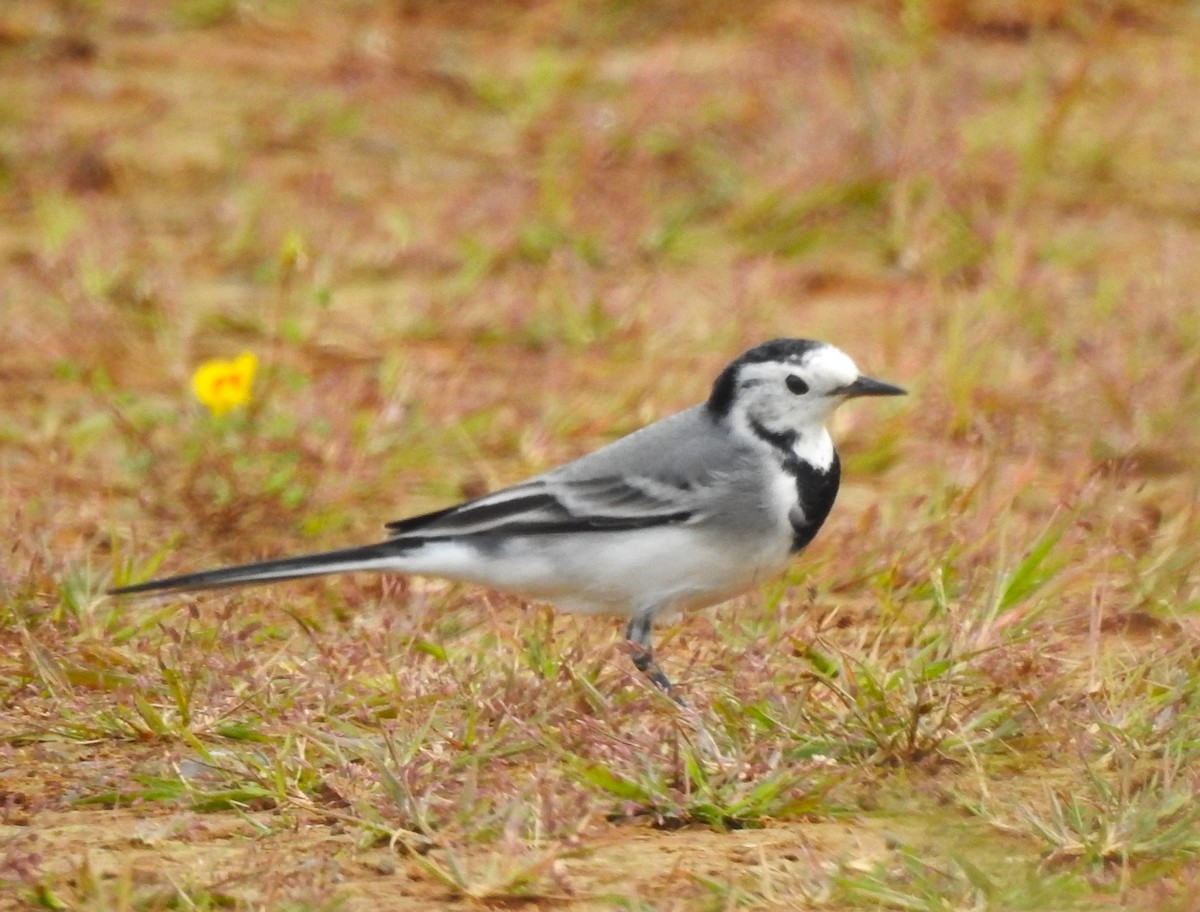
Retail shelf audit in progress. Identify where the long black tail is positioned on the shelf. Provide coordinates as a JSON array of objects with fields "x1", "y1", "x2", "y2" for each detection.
[{"x1": 107, "y1": 541, "x2": 406, "y2": 597}]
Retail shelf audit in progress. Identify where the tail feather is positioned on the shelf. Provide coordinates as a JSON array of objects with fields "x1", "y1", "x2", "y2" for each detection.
[{"x1": 107, "y1": 541, "x2": 406, "y2": 597}]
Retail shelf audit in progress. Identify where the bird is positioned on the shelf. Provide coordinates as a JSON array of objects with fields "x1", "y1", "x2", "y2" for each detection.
[{"x1": 109, "y1": 338, "x2": 905, "y2": 694}]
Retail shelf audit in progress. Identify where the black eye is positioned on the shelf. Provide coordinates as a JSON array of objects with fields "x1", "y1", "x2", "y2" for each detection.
[{"x1": 785, "y1": 375, "x2": 809, "y2": 395}]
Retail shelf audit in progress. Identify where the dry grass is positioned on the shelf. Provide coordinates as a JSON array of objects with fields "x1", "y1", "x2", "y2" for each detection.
[{"x1": 3, "y1": 0, "x2": 1200, "y2": 909}]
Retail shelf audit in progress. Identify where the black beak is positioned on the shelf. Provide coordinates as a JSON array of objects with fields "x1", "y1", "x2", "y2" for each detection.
[{"x1": 842, "y1": 375, "x2": 906, "y2": 398}]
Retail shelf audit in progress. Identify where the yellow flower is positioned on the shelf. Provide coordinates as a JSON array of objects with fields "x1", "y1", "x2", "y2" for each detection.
[{"x1": 191, "y1": 352, "x2": 257, "y2": 416}]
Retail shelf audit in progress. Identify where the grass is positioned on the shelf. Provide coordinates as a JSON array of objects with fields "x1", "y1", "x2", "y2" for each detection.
[{"x1": 3, "y1": 0, "x2": 1200, "y2": 909}]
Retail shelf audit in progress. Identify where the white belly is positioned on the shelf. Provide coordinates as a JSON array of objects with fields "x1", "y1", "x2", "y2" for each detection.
[{"x1": 385, "y1": 524, "x2": 793, "y2": 618}]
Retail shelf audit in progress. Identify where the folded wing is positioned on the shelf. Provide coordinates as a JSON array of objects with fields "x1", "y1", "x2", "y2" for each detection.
[{"x1": 384, "y1": 475, "x2": 701, "y2": 540}]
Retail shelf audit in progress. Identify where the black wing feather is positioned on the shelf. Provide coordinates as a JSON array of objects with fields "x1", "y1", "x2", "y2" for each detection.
[{"x1": 384, "y1": 477, "x2": 695, "y2": 541}]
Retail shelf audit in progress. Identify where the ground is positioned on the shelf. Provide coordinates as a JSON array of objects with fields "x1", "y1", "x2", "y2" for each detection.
[{"x1": 2, "y1": 1, "x2": 1200, "y2": 910}]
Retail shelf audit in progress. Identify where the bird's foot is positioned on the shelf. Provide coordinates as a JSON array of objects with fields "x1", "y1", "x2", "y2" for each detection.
[
  {"x1": 616, "y1": 641, "x2": 730, "y2": 761},
  {"x1": 619, "y1": 639, "x2": 683, "y2": 704}
]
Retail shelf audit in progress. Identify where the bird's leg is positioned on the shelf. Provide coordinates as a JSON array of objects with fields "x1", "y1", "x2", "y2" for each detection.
[
  {"x1": 624, "y1": 614, "x2": 679, "y2": 699},
  {"x1": 621, "y1": 616, "x2": 728, "y2": 759}
]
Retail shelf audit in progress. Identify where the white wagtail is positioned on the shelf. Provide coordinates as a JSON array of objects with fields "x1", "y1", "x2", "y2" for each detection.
[{"x1": 109, "y1": 339, "x2": 904, "y2": 693}]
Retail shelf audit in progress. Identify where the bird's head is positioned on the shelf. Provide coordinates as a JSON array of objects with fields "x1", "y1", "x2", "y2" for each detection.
[{"x1": 707, "y1": 339, "x2": 905, "y2": 440}]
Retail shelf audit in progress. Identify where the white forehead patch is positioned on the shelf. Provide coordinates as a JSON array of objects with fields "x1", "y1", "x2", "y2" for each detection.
[{"x1": 802, "y1": 345, "x2": 860, "y2": 389}]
